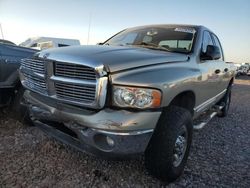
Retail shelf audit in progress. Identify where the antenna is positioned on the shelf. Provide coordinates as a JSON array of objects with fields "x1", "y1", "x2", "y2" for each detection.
[
  {"x1": 0, "y1": 23, "x2": 4, "y2": 39},
  {"x1": 87, "y1": 13, "x2": 92, "y2": 45}
]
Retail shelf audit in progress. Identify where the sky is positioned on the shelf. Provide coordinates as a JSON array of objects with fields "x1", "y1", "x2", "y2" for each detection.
[{"x1": 0, "y1": 0, "x2": 249, "y2": 64}]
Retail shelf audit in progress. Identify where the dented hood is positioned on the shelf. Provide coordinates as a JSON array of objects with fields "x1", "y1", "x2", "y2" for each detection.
[{"x1": 37, "y1": 45, "x2": 189, "y2": 73}]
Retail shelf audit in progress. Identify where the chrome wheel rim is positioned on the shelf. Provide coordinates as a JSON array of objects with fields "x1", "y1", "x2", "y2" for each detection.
[{"x1": 173, "y1": 125, "x2": 188, "y2": 167}]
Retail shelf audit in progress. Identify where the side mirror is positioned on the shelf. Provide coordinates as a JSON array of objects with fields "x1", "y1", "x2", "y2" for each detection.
[
  {"x1": 201, "y1": 45, "x2": 221, "y2": 60},
  {"x1": 96, "y1": 42, "x2": 103, "y2": 45}
]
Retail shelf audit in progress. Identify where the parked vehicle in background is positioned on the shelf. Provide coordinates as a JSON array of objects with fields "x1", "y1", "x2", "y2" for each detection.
[
  {"x1": 247, "y1": 70, "x2": 250, "y2": 76},
  {"x1": 0, "y1": 39, "x2": 16, "y2": 45},
  {"x1": 20, "y1": 24, "x2": 235, "y2": 182},
  {"x1": 0, "y1": 40, "x2": 38, "y2": 110},
  {"x1": 238, "y1": 65, "x2": 249, "y2": 75},
  {"x1": 20, "y1": 37, "x2": 80, "y2": 50}
]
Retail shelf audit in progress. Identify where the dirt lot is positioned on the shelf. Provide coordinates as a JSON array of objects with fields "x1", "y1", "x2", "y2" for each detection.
[{"x1": 0, "y1": 76, "x2": 250, "y2": 187}]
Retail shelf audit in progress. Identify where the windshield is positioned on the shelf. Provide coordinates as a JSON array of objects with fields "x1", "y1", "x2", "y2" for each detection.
[{"x1": 104, "y1": 26, "x2": 196, "y2": 53}]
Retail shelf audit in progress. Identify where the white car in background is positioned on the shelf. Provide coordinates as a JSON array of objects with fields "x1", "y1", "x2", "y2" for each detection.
[
  {"x1": 247, "y1": 70, "x2": 250, "y2": 76},
  {"x1": 20, "y1": 37, "x2": 80, "y2": 50},
  {"x1": 238, "y1": 65, "x2": 249, "y2": 75}
]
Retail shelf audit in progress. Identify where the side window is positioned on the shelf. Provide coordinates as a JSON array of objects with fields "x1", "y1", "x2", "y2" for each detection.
[
  {"x1": 202, "y1": 31, "x2": 213, "y2": 53},
  {"x1": 211, "y1": 34, "x2": 223, "y2": 60}
]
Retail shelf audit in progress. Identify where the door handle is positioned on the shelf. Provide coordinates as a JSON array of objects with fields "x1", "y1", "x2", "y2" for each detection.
[
  {"x1": 224, "y1": 68, "x2": 228, "y2": 72},
  {"x1": 215, "y1": 69, "x2": 221, "y2": 74}
]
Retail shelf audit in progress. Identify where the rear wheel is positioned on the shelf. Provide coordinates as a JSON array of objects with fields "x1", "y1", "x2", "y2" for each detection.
[
  {"x1": 218, "y1": 86, "x2": 231, "y2": 117},
  {"x1": 145, "y1": 106, "x2": 193, "y2": 182}
]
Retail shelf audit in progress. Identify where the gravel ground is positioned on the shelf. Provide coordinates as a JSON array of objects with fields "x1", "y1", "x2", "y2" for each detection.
[{"x1": 0, "y1": 76, "x2": 250, "y2": 187}]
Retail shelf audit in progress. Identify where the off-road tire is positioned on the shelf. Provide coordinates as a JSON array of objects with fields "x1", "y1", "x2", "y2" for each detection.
[
  {"x1": 217, "y1": 86, "x2": 231, "y2": 117},
  {"x1": 11, "y1": 87, "x2": 32, "y2": 125},
  {"x1": 145, "y1": 106, "x2": 193, "y2": 182}
]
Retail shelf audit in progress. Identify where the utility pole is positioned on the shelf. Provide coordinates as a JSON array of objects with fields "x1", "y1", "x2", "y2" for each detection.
[
  {"x1": 87, "y1": 13, "x2": 92, "y2": 45},
  {"x1": 0, "y1": 23, "x2": 4, "y2": 39}
]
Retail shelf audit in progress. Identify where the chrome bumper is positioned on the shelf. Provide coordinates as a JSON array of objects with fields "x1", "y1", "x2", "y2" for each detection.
[{"x1": 24, "y1": 90, "x2": 161, "y2": 157}]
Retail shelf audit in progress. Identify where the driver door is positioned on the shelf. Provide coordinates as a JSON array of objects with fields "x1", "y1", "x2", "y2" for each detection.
[{"x1": 196, "y1": 31, "x2": 223, "y2": 111}]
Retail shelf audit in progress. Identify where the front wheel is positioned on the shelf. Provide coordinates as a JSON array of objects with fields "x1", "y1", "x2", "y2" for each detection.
[
  {"x1": 11, "y1": 86, "x2": 32, "y2": 125},
  {"x1": 145, "y1": 106, "x2": 193, "y2": 182}
]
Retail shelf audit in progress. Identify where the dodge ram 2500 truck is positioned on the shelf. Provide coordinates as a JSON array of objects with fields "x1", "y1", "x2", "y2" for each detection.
[{"x1": 19, "y1": 25, "x2": 235, "y2": 182}]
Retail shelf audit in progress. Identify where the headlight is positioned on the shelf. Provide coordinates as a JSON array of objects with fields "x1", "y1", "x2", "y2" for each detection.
[{"x1": 113, "y1": 86, "x2": 161, "y2": 109}]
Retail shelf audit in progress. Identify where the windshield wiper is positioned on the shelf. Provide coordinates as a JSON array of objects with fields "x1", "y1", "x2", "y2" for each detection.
[
  {"x1": 112, "y1": 42, "x2": 188, "y2": 53},
  {"x1": 137, "y1": 42, "x2": 159, "y2": 47},
  {"x1": 134, "y1": 42, "x2": 171, "y2": 52}
]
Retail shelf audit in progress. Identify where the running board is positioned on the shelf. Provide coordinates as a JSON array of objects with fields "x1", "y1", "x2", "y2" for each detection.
[{"x1": 193, "y1": 105, "x2": 224, "y2": 130}]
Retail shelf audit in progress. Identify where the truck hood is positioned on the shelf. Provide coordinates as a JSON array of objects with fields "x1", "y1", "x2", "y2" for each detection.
[{"x1": 37, "y1": 45, "x2": 189, "y2": 72}]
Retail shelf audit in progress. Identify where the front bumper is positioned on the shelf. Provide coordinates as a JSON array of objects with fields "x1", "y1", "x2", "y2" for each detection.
[{"x1": 24, "y1": 90, "x2": 161, "y2": 158}]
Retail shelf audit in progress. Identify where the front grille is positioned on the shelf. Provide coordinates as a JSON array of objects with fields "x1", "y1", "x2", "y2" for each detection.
[
  {"x1": 55, "y1": 82, "x2": 96, "y2": 104},
  {"x1": 55, "y1": 62, "x2": 96, "y2": 80},
  {"x1": 20, "y1": 57, "x2": 105, "y2": 108},
  {"x1": 21, "y1": 58, "x2": 47, "y2": 95},
  {"x1": 21, "y1": 58, "x2": 45, "y2": 74},
  {"x1": 23, "y1": 73, "x2": 47, "y2": 94}
]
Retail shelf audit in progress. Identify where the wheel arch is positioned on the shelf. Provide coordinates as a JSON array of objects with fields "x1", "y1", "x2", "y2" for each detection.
[{"x1": 168, "y1": 90, "x2": 196, "y2": 115}]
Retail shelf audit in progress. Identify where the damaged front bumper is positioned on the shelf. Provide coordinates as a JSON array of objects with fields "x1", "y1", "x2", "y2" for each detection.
[{"x1": 24, "y1": 90, "x2": 161, "y2": 158}]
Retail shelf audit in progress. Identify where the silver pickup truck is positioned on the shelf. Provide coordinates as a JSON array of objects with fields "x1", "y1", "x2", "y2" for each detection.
[{"x1": 19, "y1": 24, "x2": 235, "y2": 182}]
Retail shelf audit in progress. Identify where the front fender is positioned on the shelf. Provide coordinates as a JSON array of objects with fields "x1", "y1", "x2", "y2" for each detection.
[{"x1": 111, "y1": 62, "x2": 201, "y2": 107}]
